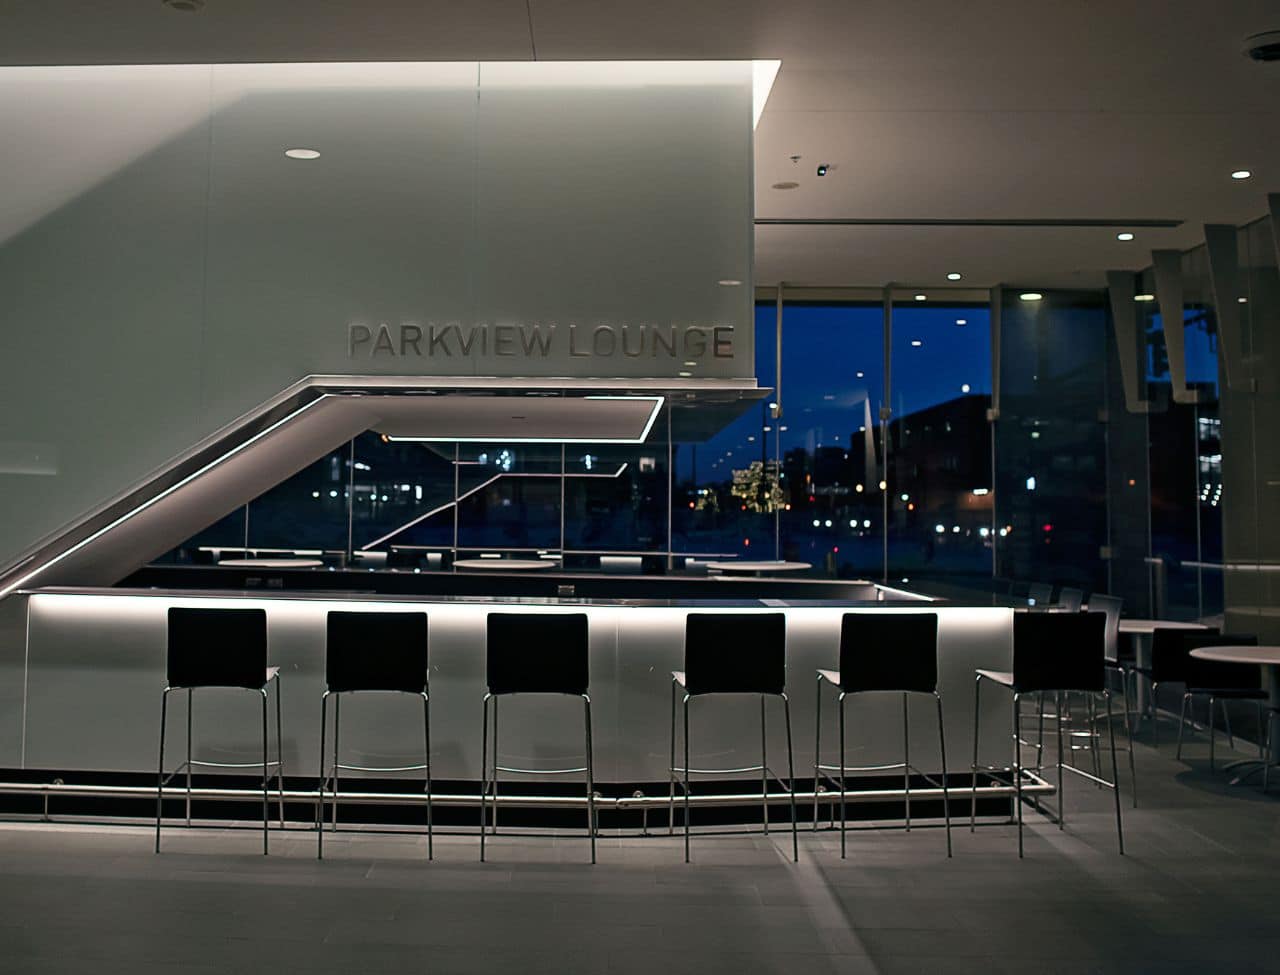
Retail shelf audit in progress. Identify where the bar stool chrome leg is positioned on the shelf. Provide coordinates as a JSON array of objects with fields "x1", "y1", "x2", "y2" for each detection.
[
  {"x1": 155, "y1": 687, "x2": 170, "y2": 854},
  {"x1": 903, "y1": 692, "x2": 911, "y2": 832},
  {"x1": 839, "y1": 690, "x2": 847, "y2": 858},
  {"x1": 260, "y1": 687, "x2": 270, "y2": 855},
  {"x1": 760, "y1": 695, "x2": 769, "y2": 835},
  {"x1": 934, "y1": 691, "x2": 952, "y2": 857},
  {"x1": 275, "y1": 676, "x2": 285, "y2": 829},
  {"x1": 480, "y1": 692, "x2": 491, "y2": 863},
  {"x1": 683, "y1": 691, "x2": 691, "y2": 863},
  {"x1": 317, "y1": 690, "x2": 329, "y2": 859},
  {"x1": 332, "y1": 694, "x2": 341, "y2": 831},
  {"x1": 1056, "y1": 691, "x2": 1066, "y2": 829},
  {"x1": 186, "y1": 688, "x2": 193, "y2": 827},
  {"x1": 812, "y1": 673, "x2": 823, "y2": 831},
  {"x1": 669, "y1": 678, "x2": 677, "y2": 835},
  {"x1": 969, "y1": 675, "x2": 981, "y2": 833},
  {"x1": 1012, "y1": 692, "x2": 1024, "y2": 858},
  {"x1": 1105, "y1": 690, "x2": 1125, "y2": 855},
  {"x1": 584, "y1": 693, "x2": 596, "y2": 865},
  {"x1": 781, "y1": 692, "x2": 798, "y2": 862},
  {"x1": 423, "y1": 691, "x2": 433, "y2": 861}
]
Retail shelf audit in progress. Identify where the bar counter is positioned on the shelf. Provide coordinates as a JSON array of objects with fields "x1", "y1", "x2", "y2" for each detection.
[{"x1": 14, "y1": 583, "x2": 1019, "y2": 786}]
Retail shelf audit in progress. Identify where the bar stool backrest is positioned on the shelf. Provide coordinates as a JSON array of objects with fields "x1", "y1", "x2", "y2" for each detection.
[
  {"x1": 1084, "y1": 593, "x2": 1123, "y2": 661},
  {"x1": 684, "y1": 612, "x2": 786, "y2": 696},
  {"x1": 486, "y1": 613, "x2": 589, "y2": 695},
  {"x1": 326, "y1": 611, "x2": 428, "y2": 693},
  {"x1": 1013, "y1": 611, "x2": 1107, "y2": 693},
  {"x1": 1180, "y1": 633, "x2": 1261, "y2": 690},
  {"x1": 838, "y1": 612, "x2": 938, "y2": 693},
  {"x1": 167, "y1": 607, "x2": 267, "y2": 689}
]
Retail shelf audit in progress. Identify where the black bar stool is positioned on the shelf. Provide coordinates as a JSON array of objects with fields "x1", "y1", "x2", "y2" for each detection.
[
  {"x1": 669, "y1": 612, "x2": 797, "y2": 863},
  {"x1": 156, "y1": 607, "x2": 284, "y2": 854},
  {"x1": 814, "y1": 612, "x2": 951, "y2": 858},
  {"x1": 481, "y1": 613, "x2": 595, "y2": 864},
  {"x1": 970, "y1": 611, "x2": 1124, "y2": 857},
  {"x1": 318, "y1": 611, "x2": 431, "y2": 860}
]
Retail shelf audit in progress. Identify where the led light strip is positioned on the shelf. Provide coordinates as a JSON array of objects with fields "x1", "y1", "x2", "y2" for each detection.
[{"x1": 383, "y1": 395, "x2": 664, "y2": 445}]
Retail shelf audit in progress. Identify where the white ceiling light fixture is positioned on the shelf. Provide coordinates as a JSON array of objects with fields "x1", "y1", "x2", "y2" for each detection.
[
  {"x1": 946, "y1": 272, "x2": 962, "y2": 281},
  {"x1": 717, "y1": 279, "x2": 742, "y2": 287},
  {"x1": 1231, "y1": 170, "x2": 1252, "y2": 180},
  {"x1": 910, "y1": 339, "x2": 923, "y2": 347},
  {"x1": 284, "y1": 148, "x2": 321, "y2": 160},
  {"x1": 914, "y1": 294, "x2": 927, "y2": 301},
  {"x1": 1134, "y1": 294, "x2": 1155, "y2": 302},
  {"x1": 1116, "y1": 232, "x2": 1135, "y2": 241},
  {"x1": 955, "y1": 318, "x2": 968, "y2": 326},
  {"x1": 1020, "y1": 292, "x2": 1043, "y2": 302}
]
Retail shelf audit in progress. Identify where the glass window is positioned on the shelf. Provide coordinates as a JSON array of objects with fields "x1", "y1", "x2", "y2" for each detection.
[{"x1": 888, "y1": 303, "x2": 992, "y2": 583}]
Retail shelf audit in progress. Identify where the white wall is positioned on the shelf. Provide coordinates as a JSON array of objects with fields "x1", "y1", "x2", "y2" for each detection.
[{"x1": 0, "y1": 62, "x2": 756, "y2": 569}]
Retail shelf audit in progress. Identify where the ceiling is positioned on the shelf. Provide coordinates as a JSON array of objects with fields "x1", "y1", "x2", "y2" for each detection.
[{"x1": 2, "y1": 0, "x2": 1278, "y2": 289}]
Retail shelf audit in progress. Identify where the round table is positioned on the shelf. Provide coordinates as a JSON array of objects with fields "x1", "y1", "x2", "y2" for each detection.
[
  {"x1": 706, "y1": 561, "x2": 812, "y2": 576},
  {"x1": 1188, "y1": 644, "x2": 1280, "y2": 786},
  {"x1": 453, "y1": 559, "x2": 556, "y2": 571},
  {"x1": 218, "y1": 558, "x2": 324, "y2": 569}
]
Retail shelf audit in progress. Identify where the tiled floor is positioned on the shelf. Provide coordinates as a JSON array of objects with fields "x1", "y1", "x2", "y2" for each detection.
[{"x1": 1, "y1": 723, "x2": 1279, "y2": 974}]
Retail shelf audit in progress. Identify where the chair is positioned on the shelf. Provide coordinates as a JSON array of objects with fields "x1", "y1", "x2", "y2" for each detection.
[
  {"x1": 1171, "y1": 633, "x2": 1264, "y2": 770},
  {"x1": 481, "y1": 613, "x2": 596, "y2": 863},
  {"x1": 1055, "y1": 588, "x2": 1084, "y2": 612},
  {"x1": 1026, "y1": 583, "x2": 1053, "y2": 606},
  {"x1": 156, "y1": 607, "x2": 283, "y2": 854},
  {"x1": 970, "y1": 611, "x2": 1124, "y2": 857},
  {"x1": 317, "y1": 611, "x2": 431, "y2": 859},
  {"x1": 670, "y1": 613, "x2": 797, "y2": 863},
  {"x1": 813, "y1": 612, "x2": 951, "y2": 858},
  {"x1": 1146, "y1": 627, "x2": 1221, "y2": 743}
]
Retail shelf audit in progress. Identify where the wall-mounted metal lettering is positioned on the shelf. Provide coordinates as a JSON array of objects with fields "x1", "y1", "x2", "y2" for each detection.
[{"x1": 348, "y1": 322, "x2": 735, "y2": 360}]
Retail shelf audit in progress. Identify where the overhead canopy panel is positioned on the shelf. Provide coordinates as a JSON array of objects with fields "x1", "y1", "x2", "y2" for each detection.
[{"x1": 372, "y1": 394, "x2": 664, "y2": 444}]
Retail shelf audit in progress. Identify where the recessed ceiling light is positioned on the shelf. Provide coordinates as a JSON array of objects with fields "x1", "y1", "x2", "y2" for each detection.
[
  {"x1": 816, "y1": 164, "x2": 830, "y2": 177},
  {"x1": 1116, "y1": 232, "x2": 1135, "y2": 241},
  {"x1": 910, "y1": 339, "x2": 923, "y2": 347},
  {"x1": 771, "y1": 181, "x2": 799, "y2": 190},
  {"x1": 1231, "y1": 170, "x2": 1252, "y2": 180},
  {"x1": 946, "y1": 272, "x2": 962, "y2": 281},
  {"x1": 1134, "y1": 294, "x2": 1155, "y2": 302},
  {"x1": 1019, "y1": 292, "x2": 1043, "y2": 302},
  {"x1": 717, "y1": 279, "x2": 742, "y2": 287},
  {"x1": 914, "y1": 294, "x2": 927, "y2": 301},
  {"x1": 955, "y1": 318, "x2": 968, "y2": 326},
  {"x1": 855, "y1": 371, "x2": 865, "y2": 378},
  {"x1": 1238, "y1": 296, "x2": 1249, "y2": 303},
  {"x1": 284, "y1": 148, "x2": 321, "y2": 160}
]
